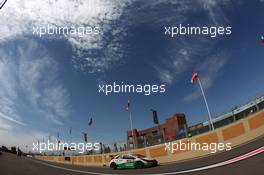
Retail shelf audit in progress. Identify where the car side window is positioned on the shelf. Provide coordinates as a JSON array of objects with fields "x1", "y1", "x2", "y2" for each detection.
[
  {"x1": 123, "y1": 155, "x2": 135, "y2": 159},
  {"x1": 116, "y1": 155, "x2": 122, "y2": 159}
]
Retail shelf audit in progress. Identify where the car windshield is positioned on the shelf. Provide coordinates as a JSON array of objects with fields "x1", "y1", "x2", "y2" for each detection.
[{"x1": 114, "y1": 155, "x2": 122, "y2": 159}]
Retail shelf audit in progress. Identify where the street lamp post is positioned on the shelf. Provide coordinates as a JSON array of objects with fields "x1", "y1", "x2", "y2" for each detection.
[{"x1": 197, "y1": 77, "x2": 215, "y2": 130}]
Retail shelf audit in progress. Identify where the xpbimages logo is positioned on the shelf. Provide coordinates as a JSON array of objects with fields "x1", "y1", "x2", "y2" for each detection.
[
  {"x1": 32, "y1": 140, "x2": 100, "y2": 154},
  {"x1": 164, "y1": 24, "x2": 232, "y2": 38},
  {"x1": 98, "y1": 82, "x2": 166, "y2": 95},
  {"x1": 0, "y1": 0, "x2": 7, "y2": 9}
]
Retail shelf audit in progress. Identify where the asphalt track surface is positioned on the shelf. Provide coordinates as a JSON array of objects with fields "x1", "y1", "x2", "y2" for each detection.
[{"x1": 0, "y1": 137, "x2": 263, "y2": 175}]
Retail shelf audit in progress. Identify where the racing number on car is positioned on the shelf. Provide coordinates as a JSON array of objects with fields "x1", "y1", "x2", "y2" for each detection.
[{"x1": 126, "y1": 159, "x2": 134, "y2": 167}]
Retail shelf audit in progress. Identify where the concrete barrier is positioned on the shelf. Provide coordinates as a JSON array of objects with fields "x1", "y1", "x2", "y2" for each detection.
[{"x1": 35, "y1": 109, "x2": 264, "y2": 166}]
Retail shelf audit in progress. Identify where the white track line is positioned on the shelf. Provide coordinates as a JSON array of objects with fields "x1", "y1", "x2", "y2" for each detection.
[{"x1": 30, "y1": 146, "x2": 264, "y2": 175}]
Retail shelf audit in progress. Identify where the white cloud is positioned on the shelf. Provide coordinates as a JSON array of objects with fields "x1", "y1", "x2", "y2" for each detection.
[
  {"x1": 134, "y1": 0, "x2": 234, "y2": 96},
  {"x1": 0, "y1": 118, "x2": 13, "y2": 131},
  {"x1": 0, "y1": 129, "x2": 49, "y2": 152},
  {"x1": 150, "y1": 0, "x2": 231, "y2": 83},
  {"x1": 156, "y1": 69, "x2": 174, "y2": 84},
  {"x1": 0, "y1": 0, "x2": 235, "y2": 76},
  {"x1": 184, "y1": 52, "x2": 227, "y2": 102},
  {"x1": 0, "y1": 0, "x2": 135, "y2": 149},
  {"x1": 0, "y1": 112, "x2": 26, "y2": 126},
  {"x1": 0, "y1": 40, "x2": 71, "y2": 126},
  {"x1": 200, "y1": 0, "x2": 230, "y2": 25},
  {"x1": 0, "y1": 0, "x2": 132, "y2": 73},
  {"x1": 0, "y1": 55, "x2": 23, "y2": 126}
]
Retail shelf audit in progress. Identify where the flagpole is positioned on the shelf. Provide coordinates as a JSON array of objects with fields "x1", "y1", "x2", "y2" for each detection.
[
  {"x1": 87, "y1": 116, "x2": 92, "y2": 154},
  {"x1": 69, "y1": 127, "x2": 72, "y2": 156},
  {"x1": 129, "y1": 111, "x2": 135, "y2": 149},
  {"x1": 57, "y1": 132, "x2": 61, "y2": 156},
  {"x1": 197, "y1": 77, "x2": 215, "y2": 130},
  {"x1": 87, "y1": 122, "x2": 89, "y2": 155},
  {"x1": 70, "y1": 127, "x2": 72, "y2": 143}
]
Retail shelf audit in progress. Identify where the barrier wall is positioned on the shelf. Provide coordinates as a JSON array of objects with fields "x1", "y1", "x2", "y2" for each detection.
[{"x1": 35, "y1": 109, "x2": 264, "y2": 166}]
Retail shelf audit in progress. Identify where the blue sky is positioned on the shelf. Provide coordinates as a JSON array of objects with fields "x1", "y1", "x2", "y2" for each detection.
[{"x1": 0, "y1": 0, "x2": 264, "y2": 150}]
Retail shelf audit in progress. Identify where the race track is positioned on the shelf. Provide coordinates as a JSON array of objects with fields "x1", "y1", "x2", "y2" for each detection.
[{"x1": 0, "y1": 137, "x2": 263, "y2": 175}]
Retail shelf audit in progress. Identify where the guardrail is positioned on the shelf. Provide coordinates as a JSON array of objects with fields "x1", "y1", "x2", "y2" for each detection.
[{"x1": 35, "y1": 109, "x2": 264, "y2": 166}]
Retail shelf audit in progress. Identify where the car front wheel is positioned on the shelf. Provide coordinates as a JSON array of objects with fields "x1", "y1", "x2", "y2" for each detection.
[
  {"x1": 110, "y1": 162, "x2": 117, "y2": 170},
  {"x1": 135, "y1": 161, "x2": 144, "y2": 169}
]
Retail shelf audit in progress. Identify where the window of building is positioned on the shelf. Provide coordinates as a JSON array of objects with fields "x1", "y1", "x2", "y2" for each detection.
[{"x1": 152, "y1": 130, "x2": 158, "y2": 135}]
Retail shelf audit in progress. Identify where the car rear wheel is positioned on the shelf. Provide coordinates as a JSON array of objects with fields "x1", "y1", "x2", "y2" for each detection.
[
  {"x1": 153, "y1": 160, "x2": 158, "y2": 167},
  {"x1": 110, "y1": 162, "x2": 117, "y2": 170},
  {"x1": 135, "y1": 161, "x2": 144, "y2": 169}
]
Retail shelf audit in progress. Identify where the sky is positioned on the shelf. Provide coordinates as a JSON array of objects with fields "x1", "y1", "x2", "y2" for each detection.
[{"x1": 0, "y1": 0, "x2": 264, "y2": 151}]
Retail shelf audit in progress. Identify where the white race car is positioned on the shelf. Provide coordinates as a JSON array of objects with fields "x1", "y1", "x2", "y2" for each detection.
[{"x1": 109, "y1": 154, "x2": 158, "y2": 169}]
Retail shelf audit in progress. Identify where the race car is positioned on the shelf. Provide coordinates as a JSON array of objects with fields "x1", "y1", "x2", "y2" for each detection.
[{"x1": 109, "y1": 154, "x2": 158, "y2": 169}]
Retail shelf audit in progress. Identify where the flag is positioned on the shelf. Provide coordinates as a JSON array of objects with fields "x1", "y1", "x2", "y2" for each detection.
[
  {"x1": 125, "y1": 100, "x2": 130, "y2": 111},
  {"x1": 262, "y1": 36, "x2": 264, "y2": 44},
  {"x1": 151, "y1": 110, "x2": 159, "y2": 124},
  {"x1": 191, "y1": 72, "x2": 198, "y2": 84},
  {"x1": 88, "y1": 118, "x2": 93, "y2": 126},
  {"x1": 83, "y1": 132, "x2": 87, "y2": 142}
]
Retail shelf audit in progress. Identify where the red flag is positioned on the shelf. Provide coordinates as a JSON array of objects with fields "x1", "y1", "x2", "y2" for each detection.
[
  {"x1": 125, "y1": 100, "x2": 130, "y2": 111},
  {"x1": 261, "y1": 36, "x2": 264, "y2": 44},
  {"x1": 88, "y1": 118, "x2": 93, "y2": 126},
  {"x1": 191, "y1": 72, "x2": 198, "y2": 84},
  {"x1": 83, "y1": 132, "x2": 87, "y2": 142}
]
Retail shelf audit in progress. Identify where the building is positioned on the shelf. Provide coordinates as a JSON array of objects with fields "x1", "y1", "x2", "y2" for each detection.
[{"x1": 127, "y1": 113, "x2": 187, "y2": 149}]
